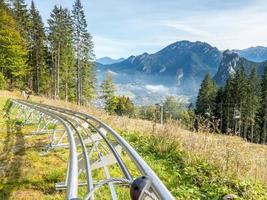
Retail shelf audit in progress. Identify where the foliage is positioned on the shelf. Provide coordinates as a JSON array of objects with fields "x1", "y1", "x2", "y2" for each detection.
[
  {"x1": 179, "y1": 105, "x2": 195, "y2": 130},
  {"x1": 2, "y1": 91, "x2": 267, "y2": 199},
  {"x1": 0, "y1": 0, "x2": 95, "y2": 103},
  {"x1": 121, "y1": 131, "x2": 267, "y2": 200},
  {"x1": 28, "y1": 1, "x2": 47, "y2": 94},
  {"x1": 163, "y1": 96, "x2": 183, "y2": 120},
  {"x1": 72, "y1": 0, "x2": 95, "y2": 105},
  {"x1": 196, "y1": 74, "x2": 217, "y2": 116},
  {"x1": 257, "y1": 65, "x2": 267, "y2": 144},
  {"x1": 0, "y1": 6, "x2": 28, "y2": 87},
  {"x1": 194, "y1": 65, "x2": 267, "y2": 145},
  {"x1": 48, "y1": 6, "x2": 76, "y2": 100},
  {"x1": 101, "y1": 72, "x2": 116, "y2": 113},
  {"x1": 136, "y1": 105, "x2": 157, "y2": 121},
  {"x1": 114, "y1": 96, "x2": 134, "y2": 117}
]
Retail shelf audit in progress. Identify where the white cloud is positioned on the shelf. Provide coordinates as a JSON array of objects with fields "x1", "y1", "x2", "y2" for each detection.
[
  {"x1": 162, "y1": 5, "x2": 267, "y2": 50},
  {"x1": 145, "y1": 85, "x2": 169, "y2": 94},
  {"x1": 163, "y1": 20, "x2": 211, "y2": 37}
]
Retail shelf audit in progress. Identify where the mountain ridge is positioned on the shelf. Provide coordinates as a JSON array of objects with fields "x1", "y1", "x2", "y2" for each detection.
[
  {"x1": 96, "y1": 41, "x2": 267, "y2": 103},
  {"x1": 96, "y1": 57, "x2": 125, "y2": 65},
  {"x1": 214, "y1": 50, "x2": 267, "y2": 85},
  {"x1": 233, "y1": 46, "x2": 267, "y2": 62}
]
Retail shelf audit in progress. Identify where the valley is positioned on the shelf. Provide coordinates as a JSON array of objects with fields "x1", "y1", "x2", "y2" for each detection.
[{"x1": 96, "y1": 41, "x2": 267, "y2": 104}]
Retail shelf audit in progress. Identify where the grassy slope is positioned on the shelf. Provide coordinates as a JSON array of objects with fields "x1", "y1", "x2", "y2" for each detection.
[{"x1": 0, "y1": 91, "x2": 267, "y2": 199}]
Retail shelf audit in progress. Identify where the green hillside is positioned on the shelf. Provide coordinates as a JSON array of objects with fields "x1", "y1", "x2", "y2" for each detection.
[{"x1": 1, "y1": 92, "x2": 267, "y2": 199}]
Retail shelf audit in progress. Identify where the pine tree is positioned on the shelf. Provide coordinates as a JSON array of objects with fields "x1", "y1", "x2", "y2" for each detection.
[
  {"x1": 48, "y1": 6, "x2": 61, "y2": 99},
  {"x1": 28, "y1": 0, "x2": 47, "y2": 94},
  {"x1": 248, "y1": 67, "x2": 261, "y2": 142},
  {"x1": 10, "y1": 0, "x2": 30, "y2": 45},
  {"x1": 48, "y1": 6, "x2": 76, "y2": 100},
  {"x1": 59, "y1": 8, "x2": 75, "y2": 101},
  {"x1": 214, "y1": 86, "x2": 225, "y2": 132},
  {"x1": 72, "y1": 0, "x2": 95, "y2": 105},
  {"x1": 222, "y1": 76, "x2": 236, "y2": 133},
  {"x1": 258, "y1": 66, "x2": 267, "y2": 144},
  {"x1": 101, "y1": 72, "x2": 117, "y2": 113},
  {"x1": 80, "y1": 32, "x2": 95, "y2": 104},
  {"x1": 234, "y1": 67, "x2": 250, "y2": 138},
  {"x1": 195, "y1": 74, "x2": 217, "y2": 116}
]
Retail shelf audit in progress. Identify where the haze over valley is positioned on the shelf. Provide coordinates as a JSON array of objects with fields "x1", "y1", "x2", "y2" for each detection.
[{"x1": 96, "y1": 41, "x2": 267, "y2": 104}]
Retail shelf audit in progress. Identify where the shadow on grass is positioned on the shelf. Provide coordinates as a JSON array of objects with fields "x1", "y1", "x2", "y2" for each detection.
[{"x1": 0, "y1": 119, "x2": 25, "y2": 199}]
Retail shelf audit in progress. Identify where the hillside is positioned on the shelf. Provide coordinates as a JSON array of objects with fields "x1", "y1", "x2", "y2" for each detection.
[
  {"x1": 97, "y1": 41, "x2": 267, "y2": 104},
  {"x1": 96, "y1": 57, "x2": 125, "y2": 65},
  {"x1": 234, "y1": 46, "x2": 267, "y2": 62},
  {"x1": 1, "y1": 91, "x2": 267, "y2": 199},
  {"x1": 213, "y1": 50, "x2": 267, "y2": 85},
  {"x1": 97, "y1": 41, "x2": 222, "y2": 104}
]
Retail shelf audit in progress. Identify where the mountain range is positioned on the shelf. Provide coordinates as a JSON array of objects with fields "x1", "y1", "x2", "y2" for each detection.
[
  {"x1": 96, "y1": 57, "x2": 125, "y2": 65},
  {"x1": 233, "y1": 46, "x2": 267, "y2": 62},
  {"x1": 96, "y1": 41, "x2": 267, "y2": 104},
  {"x1": 214, "y1": 50, "x2": 267, "y2": 85}
]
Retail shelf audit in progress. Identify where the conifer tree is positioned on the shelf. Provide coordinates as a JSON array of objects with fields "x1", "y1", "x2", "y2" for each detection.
[
  {"x1": 221, "y1": 76, "x2": 236, "y2": 133},
  {"x1": 101, "y1": 72, "x2": 117, "y2": 113},
  {"x1": 59, "y1": 8, "x2": 75, "y2": 101},
  {"x1": 72, "y1": 0, "x2": 95, "y2": 105},
  {"x1": 10, "y1": 0, "x2": 30, "y2": 45},
  {"x1": 48, "y1": 6, "x2": 76, "y2": 100},
  {"x1": 258, "y1": 66, "x2": 267, "y2": 144},
  {"x1": 195, "y1": 74, "x2": 217, "y2": 116},
  {"x1": 248, "y1": 67, "x2": 261, "y2": 142},
  {"x1": 28, "y1": 0, "x2": 47, "y2": 94},
  {"x1": 234, "y1": 67, "x2": 250, "y2": 138}
]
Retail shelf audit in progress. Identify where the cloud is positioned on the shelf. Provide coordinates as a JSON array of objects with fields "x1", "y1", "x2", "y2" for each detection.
[
  {"x1": 28, "y1": 0, "x2": 267, "y2": 58},
  {"x1": 106, "y1": 70, "x2": 118, "y2": 76},
  {"x1": 163, "y1": 20, "x2": 210, "y2": 37},
  {"x1": 145, "y1": 85, "x2": 169, "y2": 94}
]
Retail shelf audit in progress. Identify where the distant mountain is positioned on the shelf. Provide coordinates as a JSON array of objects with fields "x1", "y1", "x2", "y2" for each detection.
[
  {"x1": 96, "y1": 57, "x2": 125, "y2": 65},
  {"x1": 96, "y1": 41, "x2": 267, "y2": 104},
  {"x1": 213, "y1": 50, "x2": 267, "y2": 85},
  {"x1": 100, "y1": 41, "x2": 222, "y2": 93},
  {"x1": 234, "y1": 46, "x2": 267, "y2": 62},
  {"x1": 97, "y1": 41, "x2": 223, "y2": 104}
]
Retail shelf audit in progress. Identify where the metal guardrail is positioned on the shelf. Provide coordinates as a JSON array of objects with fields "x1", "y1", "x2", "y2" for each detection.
[{"x1": 6, "y1": 99, "x2": 175, "y2": 200}]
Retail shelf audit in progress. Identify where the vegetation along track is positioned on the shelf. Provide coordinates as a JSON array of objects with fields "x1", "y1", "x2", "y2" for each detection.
[
  {"x1": 1, "y1": 94, "x2": 267, "y2": 199},
  {"x1": 4, "y1": 99, "x2": 174, "y2": 200}
]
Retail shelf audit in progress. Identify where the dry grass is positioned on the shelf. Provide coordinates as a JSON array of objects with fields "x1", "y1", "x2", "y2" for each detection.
[{"x1": 2, "y1": 90, "x2": 267, "y2": 186}]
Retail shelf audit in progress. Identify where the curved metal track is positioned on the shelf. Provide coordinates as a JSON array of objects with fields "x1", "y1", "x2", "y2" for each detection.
[{"x1": 7, "y1": 99, "x2": 174, "y2": 200}]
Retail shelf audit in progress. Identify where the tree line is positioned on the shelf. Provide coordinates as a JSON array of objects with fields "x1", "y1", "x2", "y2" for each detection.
[
  {"x1": 196, "y1": 65, "x2": 267, "y2": 144},
  {"x1": 0, "y1": 0, "x2": 95, "y2": 105}
]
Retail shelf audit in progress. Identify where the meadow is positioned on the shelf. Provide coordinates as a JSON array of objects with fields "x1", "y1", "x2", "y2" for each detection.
[{"x1": 0, "y1": 91, "x2": 267, "y2": 199}]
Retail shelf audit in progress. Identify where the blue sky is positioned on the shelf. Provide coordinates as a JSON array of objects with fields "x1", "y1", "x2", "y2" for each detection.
[{"x1": 25, "y1": 0, "x2": 267, "y2": 59}]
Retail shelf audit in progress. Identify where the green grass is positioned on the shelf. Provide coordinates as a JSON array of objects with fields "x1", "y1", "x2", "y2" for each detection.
[
  {"x1": 119, "y1": 131, "x2": 267, "y2": 199},
  {"x1": 1, "y1": 95, "x2": 267, "y2": 199}
]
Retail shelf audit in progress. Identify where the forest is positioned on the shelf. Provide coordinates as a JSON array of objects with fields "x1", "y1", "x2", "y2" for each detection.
[
  {"x1": 195, "y1": 66, "x2": 267, "y2": 144},
  {"x1": 1, "y1": 0, "x2": 267, "y2": 145},
  {"x1": 0, "y1": 0, "x2": 95, "y2": 105}
]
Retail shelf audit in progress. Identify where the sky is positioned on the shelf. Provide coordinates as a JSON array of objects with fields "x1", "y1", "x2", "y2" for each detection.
[{"x1": 25, "y1": 0, "x2": 267, "y2": 59}]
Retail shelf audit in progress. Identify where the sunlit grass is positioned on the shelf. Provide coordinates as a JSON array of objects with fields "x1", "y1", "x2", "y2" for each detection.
[{"x1": 1, "y1": 90, "x2": 267, "y2": 199}]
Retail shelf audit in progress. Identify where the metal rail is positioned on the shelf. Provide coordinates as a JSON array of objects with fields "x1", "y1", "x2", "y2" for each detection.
[{"x1": 6, "y1": 99, "x2": 175, "y2": 200}]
